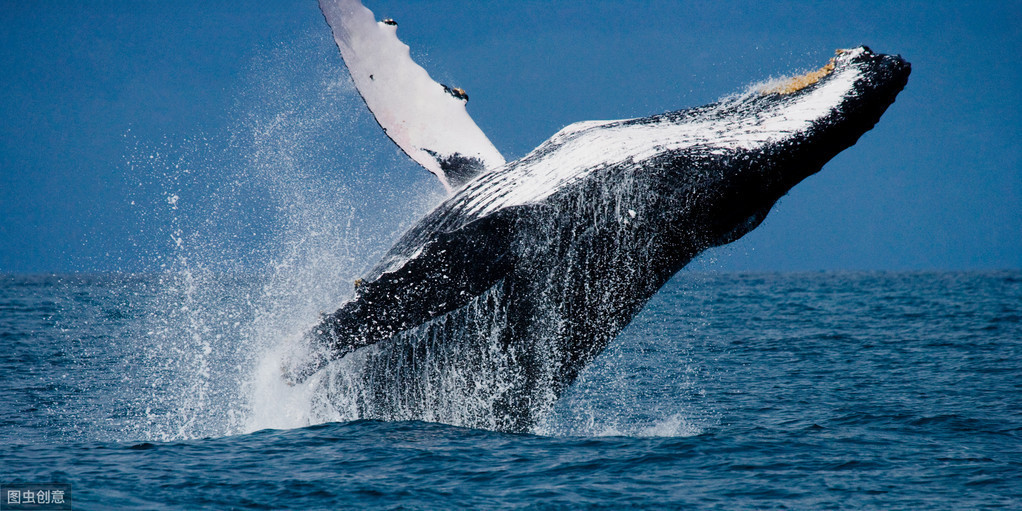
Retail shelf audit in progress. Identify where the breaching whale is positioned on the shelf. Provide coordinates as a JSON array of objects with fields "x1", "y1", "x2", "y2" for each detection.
[{"x1": 283, "y1": 0, "x2": 911, "y2": 432}]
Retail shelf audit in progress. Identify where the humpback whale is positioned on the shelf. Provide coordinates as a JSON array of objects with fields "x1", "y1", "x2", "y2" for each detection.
[{"x1": 284, "y1": 0, "x2": 911, "y2": 432}]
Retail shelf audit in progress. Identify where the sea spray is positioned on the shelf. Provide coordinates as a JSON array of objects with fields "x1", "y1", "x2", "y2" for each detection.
[{"x1": 120, "y1": 33, "x2": 441, "y2": 440}]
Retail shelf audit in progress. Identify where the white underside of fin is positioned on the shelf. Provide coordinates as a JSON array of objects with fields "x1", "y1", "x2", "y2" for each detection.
[{"x1": 319, "y1": 0, "x2": 505, "y2": 191}]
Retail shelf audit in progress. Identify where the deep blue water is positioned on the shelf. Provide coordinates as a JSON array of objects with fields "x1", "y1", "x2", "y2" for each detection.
[{"x1": 2, "y1": 271, "x2": 1020, "y2": 509}]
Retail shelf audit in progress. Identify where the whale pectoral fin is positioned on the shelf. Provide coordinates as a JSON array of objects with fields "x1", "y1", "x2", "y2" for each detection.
[
  {"x1": 319, "y1": 0, "x2": 506, "y2": 191},
  {"x1": 308, "y1": 211, "x2": 517, "y2": 366}
]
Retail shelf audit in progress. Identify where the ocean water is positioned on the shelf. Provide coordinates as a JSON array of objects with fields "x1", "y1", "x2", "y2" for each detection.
[{"x1": 1, "y1": 270, "x2": 1019, "y2": 509}]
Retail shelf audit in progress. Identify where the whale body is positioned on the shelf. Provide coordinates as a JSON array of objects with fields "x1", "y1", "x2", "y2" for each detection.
[{"x1": 283, "y1": 40, "x2": 910, "y2": 432}]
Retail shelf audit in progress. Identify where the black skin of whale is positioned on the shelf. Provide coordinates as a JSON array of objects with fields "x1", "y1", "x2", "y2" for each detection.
[{"x1": 286, "y1": 48, "x2": 911, "y2": 432}]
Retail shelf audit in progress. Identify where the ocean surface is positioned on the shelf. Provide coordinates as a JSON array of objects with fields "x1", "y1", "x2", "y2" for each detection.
[{"x1": 1, "y1": 270, "x2": 1020, "y2": 509}]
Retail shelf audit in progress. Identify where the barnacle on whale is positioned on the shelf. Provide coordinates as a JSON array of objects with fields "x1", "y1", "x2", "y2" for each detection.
[{"x1": 761, "y1": 50, "x2": 847, "y2": 95}]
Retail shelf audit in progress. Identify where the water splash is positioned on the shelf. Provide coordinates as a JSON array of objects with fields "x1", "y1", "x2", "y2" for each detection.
[{"x1": 119, "y1": 33, "x2": 441, "y2": 441}]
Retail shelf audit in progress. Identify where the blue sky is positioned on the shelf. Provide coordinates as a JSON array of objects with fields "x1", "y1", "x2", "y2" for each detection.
[{"x1": 1, "y1": 0, "x2": 1019, "y2": 273}]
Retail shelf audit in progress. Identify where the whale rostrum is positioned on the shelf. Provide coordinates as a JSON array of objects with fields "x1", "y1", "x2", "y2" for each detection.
[{"x1": 293, "y1": 1, "x2": 910, "y2": 433}]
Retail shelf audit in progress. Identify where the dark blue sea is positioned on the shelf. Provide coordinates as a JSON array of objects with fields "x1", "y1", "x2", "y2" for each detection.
[{"x1": 2, "y1": 270, "x2": 1020, "y2": 509}]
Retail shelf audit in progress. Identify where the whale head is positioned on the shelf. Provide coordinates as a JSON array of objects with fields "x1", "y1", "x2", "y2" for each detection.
[
  {"x1": 553, "y1": 45, "x2": 913, "y2": 259},
  {"x1": 664, "y1": 45, "x2": 912, "y2": 251}
]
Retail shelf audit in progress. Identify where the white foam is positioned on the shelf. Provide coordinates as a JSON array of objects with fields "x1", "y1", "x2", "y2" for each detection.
[{"x1": 635, "y1": 413, "x2": 703, "y2": 438}]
